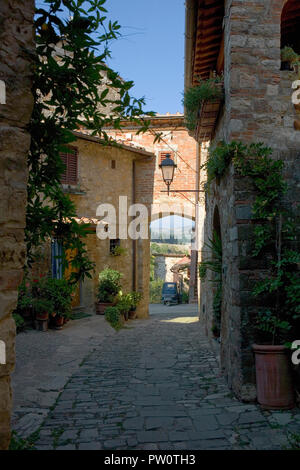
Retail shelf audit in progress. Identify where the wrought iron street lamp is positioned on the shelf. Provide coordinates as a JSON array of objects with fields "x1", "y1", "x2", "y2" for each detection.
[
  {"x1": 159, "y1": 154, "x2": 177, "y2": 195},
  {"x1": 159, "y1": 153, "x2": 204, "y2": 194}
]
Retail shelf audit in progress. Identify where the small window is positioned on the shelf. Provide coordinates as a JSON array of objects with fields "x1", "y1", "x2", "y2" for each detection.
[
  {"x1": 110, "y1": 238, "x2": 120, "y2": 254},
  {"x1": 159, "y1": 151, "x2": 175, "y2": 164},
  {"x1": 60, "y1": 146, "x2": 78, "y2": 185},
  {"x1": 111, "y1": 160, "x2": 116, "y2": 169}
]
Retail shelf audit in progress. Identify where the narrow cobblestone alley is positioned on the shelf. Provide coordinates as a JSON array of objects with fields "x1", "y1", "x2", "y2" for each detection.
[{"x1": 13, "y1": 305, "x2": 300, "y2": 450}]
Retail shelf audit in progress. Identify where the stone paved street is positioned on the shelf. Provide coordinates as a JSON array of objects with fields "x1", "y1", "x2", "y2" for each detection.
[{"x1": 13, "y1": 305, "x2": 300, "y2": 450}]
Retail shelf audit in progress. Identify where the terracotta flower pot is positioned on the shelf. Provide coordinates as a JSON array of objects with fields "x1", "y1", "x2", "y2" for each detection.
[
  {"x1": 54, "y1": 316, "x2": 64, "y2": 329},
  {"x1": 128, "y1": 309, "x2": 137, "y2": 320},
  {"x1": 96, "y1": 302, "x2": 113, "y2": 315},
  {"x1": 252, "y1": 344, "x2": 295, "y2": 410},
  {"x1": 36, "y1": 311, "x2": 49, "y2": 321}
]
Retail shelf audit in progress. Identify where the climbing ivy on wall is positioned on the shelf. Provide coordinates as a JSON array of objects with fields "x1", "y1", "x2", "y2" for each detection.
[
  {"x1": 26, "y1": 0, "x2": 152, "y2": 281},
  {"x1": 202, "y1": 141, "x2": 300, "y2": 344}
]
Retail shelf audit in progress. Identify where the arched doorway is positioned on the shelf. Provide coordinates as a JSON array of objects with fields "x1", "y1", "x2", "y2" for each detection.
[
  {"x1": 211, "y1": 206, "x2": 223, "y2": 339},
  {"x1": 149, "y1": 212, "x2": 196, "y2": 304},
  {"x1": 281, "y1": 0, "x2": 300, "y2": 54}
]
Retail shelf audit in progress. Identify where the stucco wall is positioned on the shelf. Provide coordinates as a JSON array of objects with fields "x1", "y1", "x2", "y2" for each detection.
[
  {"x1": 0, "y1": 0, "x2": 34, "y2": 449},
  {"x1": 68, "y1": 138, "x2": 154, "y2": 318}
]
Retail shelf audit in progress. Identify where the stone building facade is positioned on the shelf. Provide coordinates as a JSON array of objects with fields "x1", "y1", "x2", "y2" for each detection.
[
  {"x1": 105, "y1": 114, "x2": 199, "y2": 299},
  {"x1": 185, "y1": 0, "x2": 300, "y2": 400},
  {"x1": 0, "y1": 0, "x2": 34, "y2": 449},
  {"x1": 36, "y1": 131, "x2": 155, "y2": 318}
]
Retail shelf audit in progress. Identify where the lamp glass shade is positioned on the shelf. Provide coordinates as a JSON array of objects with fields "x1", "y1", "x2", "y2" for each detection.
[{"x1": 160, "y1": 156, "x2": 176, "y2": 185}]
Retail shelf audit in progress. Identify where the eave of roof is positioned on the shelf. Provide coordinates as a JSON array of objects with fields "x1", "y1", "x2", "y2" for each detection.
[
  {"x1": 72, "y1": 130, "x2": 155, "y2": 160},
  {"x1": 185, "y1": 0, "x2": 224, "y2": 88}
]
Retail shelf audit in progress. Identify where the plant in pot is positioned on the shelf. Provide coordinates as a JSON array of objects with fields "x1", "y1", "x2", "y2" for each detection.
[
  {"x1": 252, "y1": 244, "x2": 300, "y2": 410},
  {"x1": 96, "y1": 268, "x2": 122, "y2": 315},
  {"x1": 44, "y1": 278, "x2": 73, "y2": 329},
  {"x1": 251, "y1": 201, "x2": 300, "y2": 410},
  {"x1": 127, "y1": 291, "x2": 142, "y2": 319},
  {"x1": 32, "y1": 298, "x2": 53, "y2": 331},
  {"x1": 116, "y1": 294, "x2": 132, "y2": 321},
  {"x1": 183, "y1": 74, "x2": 224, "y2": 132},
  {"x1": 17, "y1": 279, "x2": 33, "y2": 322}
]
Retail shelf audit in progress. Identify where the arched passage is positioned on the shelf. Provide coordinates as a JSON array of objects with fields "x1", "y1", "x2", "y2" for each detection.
[
  {"x1": 281, "y1": 0, "x2": 300, "y2": 53},
  {"x1": 211, "y1": 206, "x2": 223, "y2": 339}
]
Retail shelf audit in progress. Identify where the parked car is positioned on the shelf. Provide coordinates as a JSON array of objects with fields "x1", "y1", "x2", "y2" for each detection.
[{"x1": 161, "y1": 282, "x2": 181, "y2": 305}]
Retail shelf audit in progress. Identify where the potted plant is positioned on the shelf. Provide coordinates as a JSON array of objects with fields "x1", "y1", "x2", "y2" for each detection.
[
  {"x1": 183, "y1": 75, "x2": 224, "y2": 132},
  {"x1": 128, "y1": 291, "x2": 142, "y2": 319},
  {"x1": 281, "y1": 46, "x2": 299, "y2": 71},
  {"x1": 17, "y1": 279, "x2": 33, "y2": 323},
  {"x1": 116, "y1": 294, "x2": 132, "y2": 321},
  {"x1": 32, "y1": 298, "x2": 53, "y2": 331},
  {"x1": 96, "y1": 268, "x2": 122, "y2": 315},
  {"x1": 43, "y1": 278, "x2": 73, "y2": 330},
  {"x1": 252, "y1": 216, "x2": 299, "y2": 410}
]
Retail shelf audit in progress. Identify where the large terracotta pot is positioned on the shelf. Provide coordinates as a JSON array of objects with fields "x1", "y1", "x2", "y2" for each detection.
[
  {"x1": 96, "y1": 302, "x2": 113, "y2": 315},
  {"x1": 253, "y1": 344, "x2": 295, "y2": 410},
  {"x1": 128, "y1": 309, "x2": 137, "y2": 320}
]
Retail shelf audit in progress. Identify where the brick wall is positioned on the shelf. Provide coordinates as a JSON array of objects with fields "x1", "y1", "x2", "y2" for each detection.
[{"x1": 106, "y1": 116, "x2": 198, "y2": 222}]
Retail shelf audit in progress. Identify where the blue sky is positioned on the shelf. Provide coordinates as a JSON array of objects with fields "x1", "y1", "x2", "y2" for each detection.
[
  {"x1": 105, "y1": 0, "x2": 185, "y2": 115},
  {"x1": 37, "y1": 0, "x2": 185, "y2": 115}
]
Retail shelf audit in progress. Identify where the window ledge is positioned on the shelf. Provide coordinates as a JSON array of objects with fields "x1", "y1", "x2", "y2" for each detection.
[{"x1": 62, "y1": 184, "x2": 86, "y2": 195}]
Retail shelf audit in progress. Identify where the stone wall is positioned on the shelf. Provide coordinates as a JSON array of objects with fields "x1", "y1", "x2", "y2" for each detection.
[
  {"x1": 0, "y1": 0, "x2": 34, "y2": 449},
  {"x1": 153, "y1": 254, "x2": 185, "y2": 282},
  {"x1": 199, "y1": 0, "x2": 300, "y2": 400},
  {"x1": 67, "y1": 136, "x2": 155, "y2": 318}
]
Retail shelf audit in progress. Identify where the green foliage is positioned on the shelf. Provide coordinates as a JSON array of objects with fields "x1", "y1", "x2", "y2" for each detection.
[
  {"x1": 105, "y1": 306, "x2": 122, "y2": 330},
  {"x1": 127, "y1": 291, "x2": 143, "y2": 309},
  {"x1": 150, "y1": 243, "x2": 189, "y2": 255},
  {"x1": 149, "y1": 278, "x2": 164, "y2": 304},
  {"x1": 13, "y1": 313, "x2": 25, "y2": 333},
  {"x1": 32, "y1": 297, "x2": 54, "y2": 315},
  {"x1": 199, "y1": 231, "x2": 222, "y2": 336},
  {"x1": 281, "y1": 46, "x2": 299, "y2": 64},
  {"x1": 42, "y1": 278, "x2": 74, "y2": 318},
  {"x1": 181, "y1": 291, "x2": 189, "y2": 304},
  {"x1": 285, "y1": 432, "x2": 300, "y2": 450},
  {"x1": 27, "y1": 0, "x2": 153, "y2": 282},
  {"x1": 203, "y1": 140, "x2": 299, "y2": 344},
  {"x1": 97, "y1": 268, "x2": 122, "y2": 302},
  {"x1": 183, "y1": 76, "x2": 224, "y2": 131},
  {"x1": 17, "y1": 279, "x2": 33, "y2": 312},
  {"x1": 9, "y1": 430, "x2": 40, "y2": 450},
  {"x1": 110, "y1": 246, "x2": 128, "y2": 257},
  {"x1": 198, "y1": 264, "x2": 207, "y2": 280},
  {"x1": 116, "y1": 293, "x2": 132, "y2": 314}
]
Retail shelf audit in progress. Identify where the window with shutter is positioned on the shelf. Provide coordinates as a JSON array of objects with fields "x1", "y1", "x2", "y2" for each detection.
[
  {"x1": 60, "y1": 147, "x2": 78, "y2": 185},
  {"x1": 159, "y1": 151, "x2": 174, "y2": 164}
]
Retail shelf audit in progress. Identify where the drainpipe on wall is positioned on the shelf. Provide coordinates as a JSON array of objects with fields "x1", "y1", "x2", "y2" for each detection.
[{"x1": 132, "y1": 160, "x2": 137, "y2": 291}]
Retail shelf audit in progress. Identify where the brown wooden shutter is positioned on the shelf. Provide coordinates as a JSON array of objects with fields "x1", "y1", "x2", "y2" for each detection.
[
  {"x1": 60, "y1": 147, "x2": 78, "y2": 185},
  {"x1": 159, "y1": 151, "x2": 174, "y2": 164}
]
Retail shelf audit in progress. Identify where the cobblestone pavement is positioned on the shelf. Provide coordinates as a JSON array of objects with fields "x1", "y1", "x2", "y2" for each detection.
[{"x1": 15, "y1": 305, "x2": 300, "y2": 450}]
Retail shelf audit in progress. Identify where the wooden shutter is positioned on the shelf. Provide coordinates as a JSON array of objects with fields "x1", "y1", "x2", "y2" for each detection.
[
  {"x1": 159, "y1": 151, "x2": 174, "y2": 164},
  {"x1": 60, "y1": 147, "x2": 78, "y2": 185}
]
